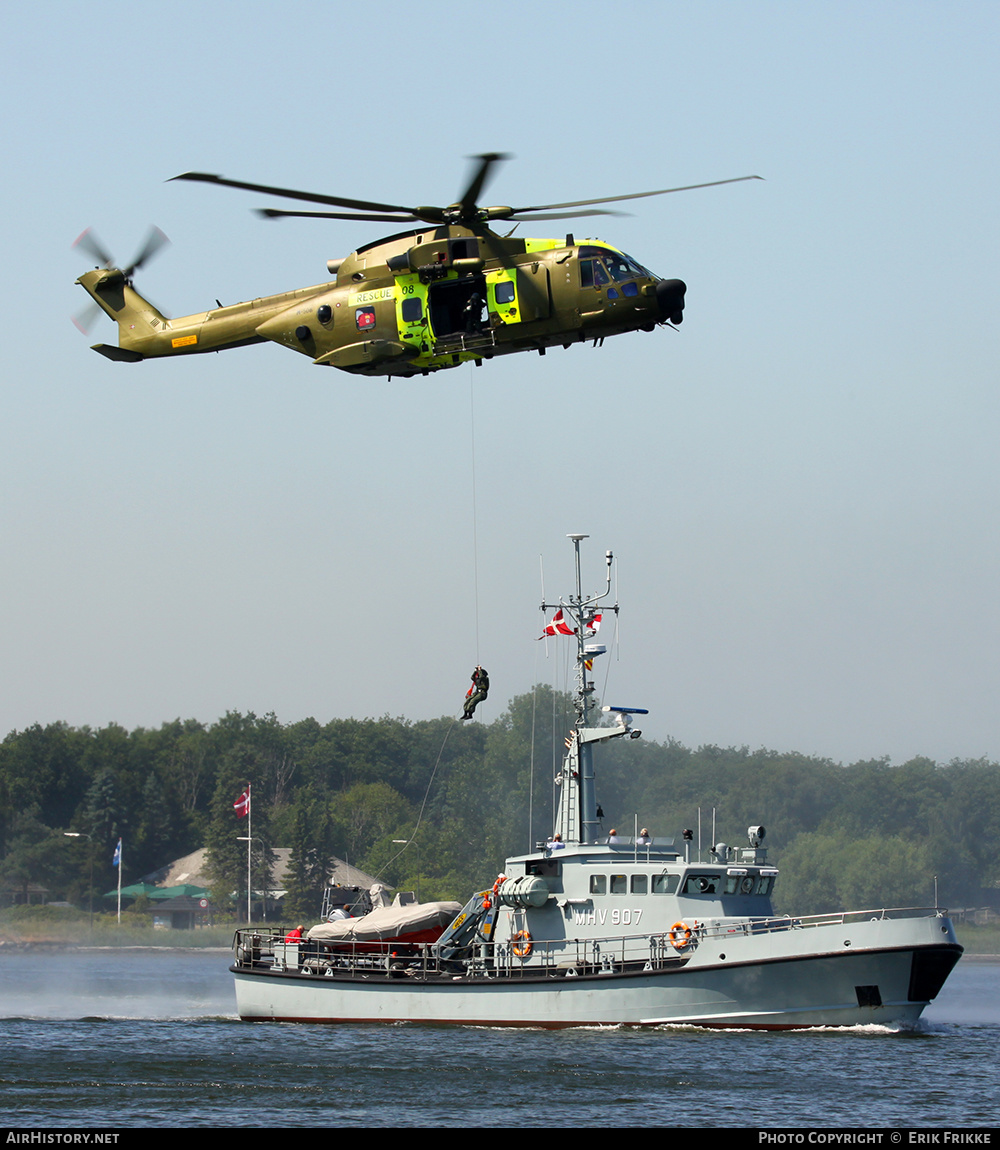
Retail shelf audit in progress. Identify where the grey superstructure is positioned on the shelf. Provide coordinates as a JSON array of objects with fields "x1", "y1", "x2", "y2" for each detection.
[{"x1": 232, "y1": 537, "x2": 962, "y2": 1028}]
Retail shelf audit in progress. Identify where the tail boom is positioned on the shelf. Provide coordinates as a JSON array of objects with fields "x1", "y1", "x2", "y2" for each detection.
[{"x1": 75, "y1": 269, "x2": 331, "y2": 362}]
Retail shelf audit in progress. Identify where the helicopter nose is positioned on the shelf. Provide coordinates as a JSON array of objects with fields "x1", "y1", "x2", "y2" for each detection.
[{"x1": 655, "y1": 278, "x2": 686, "y2": 324}]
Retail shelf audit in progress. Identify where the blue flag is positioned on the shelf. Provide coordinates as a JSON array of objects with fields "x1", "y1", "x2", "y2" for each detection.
[{"x1": 112, "y1": 838, "x2": 121, "y2": 867}]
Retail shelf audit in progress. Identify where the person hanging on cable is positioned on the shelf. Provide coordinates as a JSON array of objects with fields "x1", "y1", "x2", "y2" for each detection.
[{"x1": 460, "y1": 665, "x2": 489, "y2": 721}]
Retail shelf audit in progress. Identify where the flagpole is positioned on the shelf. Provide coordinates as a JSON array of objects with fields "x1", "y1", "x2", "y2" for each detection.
[
  {"x1": 115, "y1": 838, "x2": 122, "y2": 923},
  {"x1": 246, "y1": 785, "x2": 252, "y2": 924},
  {"x1": 234, "y1": 784, "x2": 253, "y2": 924}
]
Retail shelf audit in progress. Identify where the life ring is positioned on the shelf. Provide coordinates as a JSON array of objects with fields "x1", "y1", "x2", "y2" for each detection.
[
  {"x1": 668, "y1": 921, "x2": 693, "y2": 950},
  {"x1": 512, "y1": 930, "x2": 533, "y2": 958}
]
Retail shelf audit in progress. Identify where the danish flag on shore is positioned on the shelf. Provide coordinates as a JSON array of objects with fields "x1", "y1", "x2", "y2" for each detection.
[{"x1": 233, "y1": 786, "x2": 251, "y2": 819}]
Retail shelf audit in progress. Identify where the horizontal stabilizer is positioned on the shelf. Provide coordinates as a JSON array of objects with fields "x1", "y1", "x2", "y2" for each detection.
[{"x1": 91, "y1": 344, "x2": 145, "y2": 363}]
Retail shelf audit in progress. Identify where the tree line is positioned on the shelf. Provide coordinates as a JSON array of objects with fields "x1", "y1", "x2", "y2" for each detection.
[{"x1": 2, "y1": 687, "x2": 997, "y2": 919}]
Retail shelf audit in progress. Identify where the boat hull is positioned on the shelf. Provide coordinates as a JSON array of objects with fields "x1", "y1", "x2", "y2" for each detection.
[{"x1": 233, "y1": 918, "x2": 961, "y2": 1030}]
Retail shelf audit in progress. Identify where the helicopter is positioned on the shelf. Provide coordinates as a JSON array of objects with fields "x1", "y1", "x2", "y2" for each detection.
[{"x1": 74, "y1": 154, "x2": 760, "y2": 378}]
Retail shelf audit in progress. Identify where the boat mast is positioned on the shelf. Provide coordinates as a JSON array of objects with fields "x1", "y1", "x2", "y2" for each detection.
[{"x1": 543, "y1": 534, "x2": 623, "y2": 845}]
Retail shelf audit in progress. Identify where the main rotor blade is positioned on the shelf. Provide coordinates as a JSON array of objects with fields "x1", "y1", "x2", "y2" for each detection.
[
  {"x1": 512, "y1": 175, "x2": 764, "y2": 214},
  {"x1": 505, "y1": 208, "x2": 626, "y2": 221},
  {"x1": 459, "y1": 152, "x2": 511, "y2": 215},
  {"x1": 171, "y1": 171, "x2": 415, "y2": 216},
  {"x1": 257, "y1": 208, "x2": 420, "y2": 223}
]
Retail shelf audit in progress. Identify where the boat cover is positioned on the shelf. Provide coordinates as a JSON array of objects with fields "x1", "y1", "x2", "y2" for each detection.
[{"x1": 306, "y1": 901, "x2": 461, "y2": 943}]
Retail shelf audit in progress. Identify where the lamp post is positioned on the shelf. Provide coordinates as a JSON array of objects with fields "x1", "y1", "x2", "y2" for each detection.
[{"x1": 63, "y1": 832, "x2": 94, "y2": 936}]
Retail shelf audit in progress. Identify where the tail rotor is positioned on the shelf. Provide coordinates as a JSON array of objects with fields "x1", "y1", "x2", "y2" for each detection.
[{"x1": 72, "y1": 226, "x2": 170, "y2": 333}]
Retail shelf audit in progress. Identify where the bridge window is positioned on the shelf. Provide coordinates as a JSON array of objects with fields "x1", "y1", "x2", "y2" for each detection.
[
  {"x1": 590, "y1": 875, "x2": 606, "y2": 895},
  {"x1": 610, "y1": 874, "x2": 627, "y2": 894},
  {"x1": 652, "y1": 874, "x2": 679, "y2": 895},
  {"x1": 681, "y1": 873, "x2": 722, "y2": 895},
  {"x1": 631, "y1": 875, "x2": 648, "y2": 895}
]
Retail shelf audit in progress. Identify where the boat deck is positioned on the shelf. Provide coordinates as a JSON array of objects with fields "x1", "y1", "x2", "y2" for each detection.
[{"x1": 232, "y1": 907, "x2": 955, "y2": 986}]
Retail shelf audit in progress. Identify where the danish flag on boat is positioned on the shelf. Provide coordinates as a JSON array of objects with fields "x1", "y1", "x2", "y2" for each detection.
[{"x1": 538, "y1": 608, "x2": 576, "y2": 639}]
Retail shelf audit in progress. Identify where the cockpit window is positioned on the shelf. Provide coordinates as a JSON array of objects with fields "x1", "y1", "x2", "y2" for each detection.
[
  {"x1": 579, "y1": 246, "x2": 654, "y2": 279},
  {"x1": 620, "y1": 251, "x2": 656, "y2": 279},
  {"x1": 580, "y1": 259, "x2": 610, "y2": 288},
  {"x1": 604, "y1": 254, "x2": 634, "y2": 283}
]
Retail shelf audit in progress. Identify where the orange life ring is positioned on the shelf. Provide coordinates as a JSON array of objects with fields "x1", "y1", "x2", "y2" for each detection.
[
  {"x1": 668, "y1": 921, "x2": 693, "y2": 950},
  {"x1": 511, "y1": 930, "x2": 533, "y2": 958}
]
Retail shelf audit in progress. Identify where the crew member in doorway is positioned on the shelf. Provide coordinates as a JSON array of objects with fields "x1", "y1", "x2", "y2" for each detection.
[
  {"x1": 461, "y1": 665, "x2": 489, "y2": 720},
  {"x1": 464, "y1": 291, "x2": 485, "y2": 333}
]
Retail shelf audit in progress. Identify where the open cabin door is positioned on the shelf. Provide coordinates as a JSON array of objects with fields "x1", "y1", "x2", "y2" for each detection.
[{"x1": 487, "y1": 265, "x2": 551, "y2": 326}]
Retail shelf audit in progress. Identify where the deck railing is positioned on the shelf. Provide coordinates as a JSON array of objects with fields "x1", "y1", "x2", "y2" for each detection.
[{"x1": 232, "y1": 907, "x2": 948, "y2": 982}]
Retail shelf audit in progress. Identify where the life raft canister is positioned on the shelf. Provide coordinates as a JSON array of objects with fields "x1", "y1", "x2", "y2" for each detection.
[
  {"x1": 511, "y1": 930, "x2": 533, "y2": 958},
  {"x1": 668, "y1": 921, "x2": 694, "y2": 950}
]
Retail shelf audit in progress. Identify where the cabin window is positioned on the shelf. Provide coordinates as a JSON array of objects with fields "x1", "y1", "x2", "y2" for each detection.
[
  {"x1": 495, "y1": 280, "x2": 516, "y2": 305},
  {"x1": 401, "y1": 297, "x2": 423, "y2": 323},
  {"x1": 356, "y1": 307, "x2": 376, "y2": 331},
  {"x1": 590, "y1": 875, "x2": 606, "y2": 895},
  {"x1": 652, "y1": 874, "x2": 679, "y2": 895},
  {"x1": 610, "y1": 874, "x2": 627, "y2": 894},
  {"x1": 631, "y1": 875, "x2": 648, "y2": 895}
]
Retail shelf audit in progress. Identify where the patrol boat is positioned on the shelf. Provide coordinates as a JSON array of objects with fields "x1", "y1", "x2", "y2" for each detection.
[{"x1": 231, "y1": 536, "x2": 962, "y2": 1028}]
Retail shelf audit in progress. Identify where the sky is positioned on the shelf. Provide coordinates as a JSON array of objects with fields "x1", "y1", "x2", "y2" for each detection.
[{"x1": 1, "y1": 1, "x2": 998, "y2": 766}]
